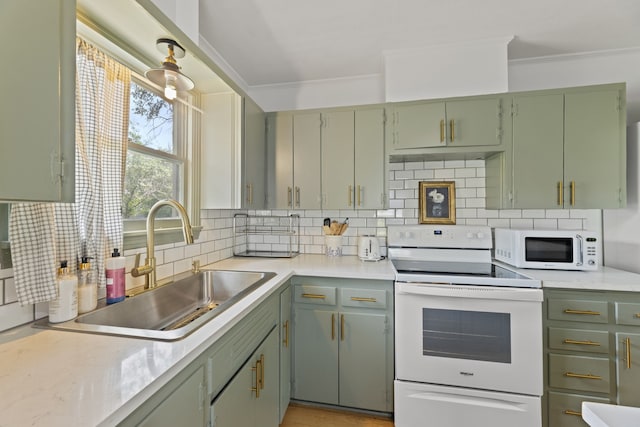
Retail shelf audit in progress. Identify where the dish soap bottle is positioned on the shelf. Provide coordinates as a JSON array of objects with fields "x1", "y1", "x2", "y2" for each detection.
[
  {"x1": 77, "y1": 256, "x2": 97, "y2": 313},
  {"x1": 49, "y1": 260, "x2": 78, "y2": 323},
  {"x1": 105, "y1": 248, "x2": 126, "y2": 304}
]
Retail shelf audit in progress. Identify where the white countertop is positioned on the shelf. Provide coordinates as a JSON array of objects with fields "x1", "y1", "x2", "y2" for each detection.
[
  {"x1": 494, "y1": 262, "x2": 640, "y2": 292},
  {"x1": 582, "y1": 401, "x2": 640, "y2": 427},
  {"x1": 0, "y1": 254, "x2": 395, "y2": 427}
]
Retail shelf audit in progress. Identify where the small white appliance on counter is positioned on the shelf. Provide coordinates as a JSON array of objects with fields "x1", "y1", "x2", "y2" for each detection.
[
  {"x1": 357, "y1": 235, "x2": 381, "y2": 261},
  {"x1": 494, "y1": 228, "x2": 599, "y2": 271}
]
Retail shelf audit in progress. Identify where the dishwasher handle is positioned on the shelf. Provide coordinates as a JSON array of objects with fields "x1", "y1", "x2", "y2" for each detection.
[{"x1": 396, "y1": 282, "x2": 543, "y2": 302}]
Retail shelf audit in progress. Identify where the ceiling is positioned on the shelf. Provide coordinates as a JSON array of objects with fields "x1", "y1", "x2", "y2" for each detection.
[{"x1": 198, "y1": 0, "x2": 640, "y2": 87}]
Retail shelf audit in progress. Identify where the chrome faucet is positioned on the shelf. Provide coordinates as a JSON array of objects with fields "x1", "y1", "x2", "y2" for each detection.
[{"x1": 131, "y1": 199, "x2": 194, "y2": 289}]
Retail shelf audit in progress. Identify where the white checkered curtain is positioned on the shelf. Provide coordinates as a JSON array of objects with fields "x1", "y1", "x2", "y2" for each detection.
[{"x1": 9, "y1": 39, "x2": 130, "y2": 305}]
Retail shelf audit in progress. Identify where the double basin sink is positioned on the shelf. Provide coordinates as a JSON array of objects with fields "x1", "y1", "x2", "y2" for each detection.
[{"x1": 35, "y1": 269, "x2": 276, "y2": 341}]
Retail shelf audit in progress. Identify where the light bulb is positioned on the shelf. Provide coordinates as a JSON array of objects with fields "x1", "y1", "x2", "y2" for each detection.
[{"x1": 164, "y1": 73, "x2": 178, "y2": 100}]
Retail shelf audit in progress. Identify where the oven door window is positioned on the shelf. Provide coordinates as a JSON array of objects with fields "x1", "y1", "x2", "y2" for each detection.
[
  {"x1": 422, "y1": 308, "x2": 511, "y2": 363},
  {"x1": 525, "y1": 237, "x2": 573, "y2": 263}
]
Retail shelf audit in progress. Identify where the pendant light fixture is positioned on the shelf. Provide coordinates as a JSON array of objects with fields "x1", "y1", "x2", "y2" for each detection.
[{"x1": 145, "y1": 38, "x2": 194, "y2": 100}]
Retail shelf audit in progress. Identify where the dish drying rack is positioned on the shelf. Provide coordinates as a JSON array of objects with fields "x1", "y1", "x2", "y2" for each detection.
[{"x1": 233, "y1": 213, "x2": 300, "y2": 258}]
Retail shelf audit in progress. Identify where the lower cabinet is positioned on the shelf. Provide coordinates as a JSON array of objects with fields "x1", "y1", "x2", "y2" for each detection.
[
  {"x1": 544, "y1": 289, "x2": 640, "y2": 427},
  {"x1": 279, "y1": 285, "x2": 292, "y2": 422},
  {"x1": 210, "y1": 327, "x2": 279, "y2": 427},
  {"x1": 291, "y1": 277, "x2": 393, "y2": 413}
]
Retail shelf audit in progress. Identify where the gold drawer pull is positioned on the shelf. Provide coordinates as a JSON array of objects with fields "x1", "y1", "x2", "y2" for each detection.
[
  {"x1": 283, "y1": 320, "x2": 289, "y2": 348},
  {"x1": 564, "y1": 410, "x2": 582, "y2": 417},
  {"x1": 624, "y1": 337, "x2": 632, "y2": 369},
  {"x1": 331, "y1": 313, "x2": 335, "y2": 340},
  {"x1": 635, "y1": 313, "x2": 640, "y2": 318},
  {"x1": 564, "y1": 372, "x2": 602, "y2": 380},
  {"x1": 563, "y1": 339, "x2": 601, "y2": 346},
  {"x1": 564, "y1": 309, "x2": 601, "y2": 316},
  {"x1": 351, "y1": 297, "x2": 377, "y2": 303},
  {"x1": 341, "y1": 314, "x2": 345, "y2": 341},
  {"x1": 302, "y1": 293, "x2": 326, "y2": 299}
]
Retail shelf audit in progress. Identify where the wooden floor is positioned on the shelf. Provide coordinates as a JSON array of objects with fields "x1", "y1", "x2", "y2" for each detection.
[{"x1": 280, "y1": 404, "x2": 394, "y2": 427}]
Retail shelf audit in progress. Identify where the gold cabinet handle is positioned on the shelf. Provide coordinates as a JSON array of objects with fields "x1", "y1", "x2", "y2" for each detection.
[
  {"x1": 331, "y1": 313, "x2": 335, "y2": 340},
  {"x1": 564, "y1": 309, "x2": 601, "y2": 316},
  {"x1": 624, "y1": 337, "x2": 632, "y2": 369},
  {"x1": 260, "y1": 354, "x2": 265, "y2": 389},
  {"x1": 449, "y1": 119, "x2": 455, "y2": 142},
  {"x1": 251, "y1": 359, "x2": 262, "y2": 398},
  {"x1": 564, "y1": 410, "x2": 582, "y2": 417},
  {"x1": 340, "y1": 314, "x2": 345, "y2": 341},
  {"x1": 439, "y1": 119, "x2": 445, "y2": 143},
  {"x1": 287, "y1": 187, "x2": 292, "y2": 207},
  {"x1": 557, "y1": 181, "x2": 563, "y2": 206},
  {"x1": 348, "y1": 185, "x2": 352, "y2": 207},
  {"x1": 295, "y1": 186, "x2": 300, "y2": 207},
  {"x1": 564, "y1": 372, "x2": 602, "y2": 380},
  {"x1": 636, "y1": 313, "x2": 640, "y2": 318},
  {"x1": 351, "y1": 297, "x2": 377, "y2": 303},
  {"x1": 246, "y1": 184, "x2": 253, "y2": 204},
  {"x1": 563, "y1": 339, "x2": 601, "y2": 346},
  {"x1": 570, "y1": 180, "x2": 576, "y2": 206},
  {"x1": 357, "y1": 185, "x2": 361, "y2": 206},
  {"x1": 283, "y1": 320, "x2": 289, "y2": 348},
  {"x1": 302, "y1": 293, "x2": 326, "y2": 299}
]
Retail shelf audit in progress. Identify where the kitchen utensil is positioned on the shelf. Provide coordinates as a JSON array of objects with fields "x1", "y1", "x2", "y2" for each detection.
[
  {"x1": 358, "y1": 235, "x2": 381, "y2": 261},
  {"x1": 323, "y1": 217, "x2": 331, "y2": 227}
]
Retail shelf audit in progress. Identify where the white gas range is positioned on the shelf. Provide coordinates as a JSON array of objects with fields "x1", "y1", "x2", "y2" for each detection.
[{"x1": 389, "y1": 225, "x2": 543, "y2": 427}]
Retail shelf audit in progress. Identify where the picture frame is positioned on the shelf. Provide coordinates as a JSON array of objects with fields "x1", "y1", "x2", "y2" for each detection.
[{"x1": 418, "y1": 181, "x2": 456, "y2": 224}]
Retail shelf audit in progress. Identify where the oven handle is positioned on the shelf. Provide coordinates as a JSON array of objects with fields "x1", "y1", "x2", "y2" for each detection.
[
  {"x1": 408, "y1": 390, "x2": 531, "y2": 412},
  {"x1": 396, "y1": 282, "x2": 543, "y2": 302}
]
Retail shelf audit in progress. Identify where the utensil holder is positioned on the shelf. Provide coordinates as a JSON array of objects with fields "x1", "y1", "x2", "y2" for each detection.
[{"x1": 325, "y1": 235, "x2": 343, "y2": 257}]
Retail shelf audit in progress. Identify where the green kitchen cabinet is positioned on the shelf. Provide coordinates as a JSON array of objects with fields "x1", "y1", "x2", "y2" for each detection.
[
  {"x1": 279, "y1": 284, "x2": 292, "y2": 423},
  {"x1": 488, "y1": 83, "x2": 626, "y2": 209},
  {"x1": 291, "y1": 277, "x2": 394, "y2": 413},
  {"x1": 543, "y1": 289, "x2": 640, "y2": 427},
  {"x1": 243, "y1": 97, "x2": 267, "y2": 209},
  {"x1": 0, "y1": 0, "x2": 75, "y2": 202},
  {"x1": 138, "y1": 367, "x2": 206, "y2": 427},
  {"x1": 211, "y1": 327, "x2": 279, "y2": 427},
  {"x1": 322, "y1": 107, "x2": 386, "y2": 210},
  {"x1": 387, "y1": 95, "x2": 504, "y2": 156},
  {"x1": 266, "y1": 112, "x2": 321, "y2": 209}
]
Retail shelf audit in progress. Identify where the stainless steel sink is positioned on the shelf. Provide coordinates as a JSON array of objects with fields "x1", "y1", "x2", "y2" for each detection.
[{"x1": 34, "y1": 269, "x2": 276, "y2": 340}]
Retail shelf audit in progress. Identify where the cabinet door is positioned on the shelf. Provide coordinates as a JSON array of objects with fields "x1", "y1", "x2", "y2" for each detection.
[
  {"x1": 243, "y1": 97, "x2": 266, "y2": 209},
  {"x1": 254, "y1": 328, "x2": 280, "y2": 427},
  {"x1": 339, "y1": 312, "x2": 390, "y2": 411},
  {"x1": 293, "y1": 307, "x2": 339, "y2": 404},
  {"x1": 445, "y1": 97, "x2": 503, "y2": 147},
  {"x1": 392, "y1": 102, "x2": 445, "y2": 149},
  {"x1": 210, "y1": 355, "x2": 256, "y2": 427},
  {"x1": 293, "y1": 113, "x2": 322, "y2": 209},
  {"x1": 616, "y1": 332, "x2": 640, "y2": 406},
  {"x1": 279, "y1": 286, "x2": 292, "y2": 423},
  {"x1": 139, "y1": 367, "x2": 205, "y2": 427},
  {"x1": 0, "y1": 0, "x2": 75, "y2": 202},
  {"x1": 564, "y1": 88, "x2": 625, "y2": 208},
  {"x1": 267, "y1": 113, "x2": 294, "y2": 209},
  {"x1": 321, "y1": 111, "x2": 355, "y2": 209},
  {"x1": 511, "y1": 93, "x2": 564, "y2": 208},
  {"x1": 355, "y1": 108, "x2": 385, "y2": 209}
]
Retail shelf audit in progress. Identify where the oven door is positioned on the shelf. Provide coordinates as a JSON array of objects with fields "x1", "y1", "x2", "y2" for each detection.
[{"x1": 395, "y1": 282, "x2": 543, "y2": 396}]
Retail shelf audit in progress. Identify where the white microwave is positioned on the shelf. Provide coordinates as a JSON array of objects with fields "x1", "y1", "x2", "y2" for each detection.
[{"x1": 494, "y1": 228, "x2": 599, "y2": 271}]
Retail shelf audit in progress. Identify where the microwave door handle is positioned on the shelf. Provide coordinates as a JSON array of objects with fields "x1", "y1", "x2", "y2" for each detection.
[{"x1": 576, "y1": 234, "x2": 584, "y2": 266}]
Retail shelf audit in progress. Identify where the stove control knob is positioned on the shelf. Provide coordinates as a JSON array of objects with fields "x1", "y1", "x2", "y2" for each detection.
[{"x1": 588, "y1": 259, "x2": 596, "y2": 266}]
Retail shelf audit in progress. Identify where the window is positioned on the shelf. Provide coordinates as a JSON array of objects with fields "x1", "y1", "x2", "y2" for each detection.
[{"x1": 125, "y1": 79, "x2": 182, "y2": 220}]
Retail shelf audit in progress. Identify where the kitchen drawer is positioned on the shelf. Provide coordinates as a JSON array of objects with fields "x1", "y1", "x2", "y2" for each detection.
[
  {"x1": 547, "y1": 391, "x2": 609, "y2": 427},
  {"x1": 340, "y1": 288, "x2": 387, "y2": 309},
  {"x1": 549, "y1": 353, "x2": 610, "y2": 394},
  {"x1": 548, "y1": 299, "x2": 609, "y2": 324},
  {"x1": 548, "y1": 327, "x2": 609, "y2": 354},
  {"x1": 294, "y1": 285, "x2": 337, "y2": 306},
  {"x1": 615, "y1": 302, "x2": 640, "y2": 326}
]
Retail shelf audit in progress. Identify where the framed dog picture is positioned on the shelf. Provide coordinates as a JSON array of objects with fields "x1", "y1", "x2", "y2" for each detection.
[{"x1": 418, "y1": 181, "x2": 456, "y2": 224}]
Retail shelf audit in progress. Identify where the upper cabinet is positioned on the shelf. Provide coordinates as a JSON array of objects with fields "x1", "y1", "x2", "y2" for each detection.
[
  {"x1": 243, "y1": 97, "x2": 266, "y2": 209},
  {"x1": 487, "y1": 83, "x2": 626, "y2": 209},
  {"x1": 0, "y1": 0, "x2": 76, "y2": 202},
  {"x1": 268, "y1": 106, "x2": 386, "y2": 210},
  {"x1": 387, "y1": 95, "x2": 505, "y2": 158}
]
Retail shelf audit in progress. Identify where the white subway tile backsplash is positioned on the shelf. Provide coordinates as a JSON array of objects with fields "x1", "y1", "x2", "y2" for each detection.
[
  {"x1": 534, "y1": 219, "x2": 559, "y2": 229},
  {"x1": 445, "y1": 160, "x2": 465, "y2": 168},
  {"x1": 510, "y1": 219, "x2": 535, "y2": 229},
  {"x1": 414, "y1": 169, "x2": 435, "y2": 179},
  {"x1": 4, "y1": 277, "x2": 17, "y2": 304},
  {"x1": 558, "y1": 219, "x2": 584, "y2": 230},
  {"x1": 0, "y1": 303, "x2": 34, "y2": 331},
  {"x1": 546, "y1": 210, "x2": 570, "y2": 219},
  {"x1": 434, "y1": 169, "x2": 455, "y2": 179}
]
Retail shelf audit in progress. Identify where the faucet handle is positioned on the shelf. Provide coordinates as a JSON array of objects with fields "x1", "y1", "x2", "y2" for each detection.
[
  {"x1": 192, "y1": 260, "x2": 201, "y2": 273},
  {"x1": 134, "y1": 253, "x2": 141, "y2": 269},
  {"x1": 131, "y1": 252, "x2": 153, "y2": 278}
]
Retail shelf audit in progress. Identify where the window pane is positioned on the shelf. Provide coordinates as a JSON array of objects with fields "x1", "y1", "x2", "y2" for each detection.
[
  {"x1": 122, "y1": 150, "x2": 180, "y2": 219},
  {"x1": 129, "y1": 82, "x2": 174, "y2": 153}
]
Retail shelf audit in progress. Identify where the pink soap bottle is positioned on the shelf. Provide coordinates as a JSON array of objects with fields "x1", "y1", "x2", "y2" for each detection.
[{"x1": 105, "y1": 248, "x2": 126, "y2": 304}]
